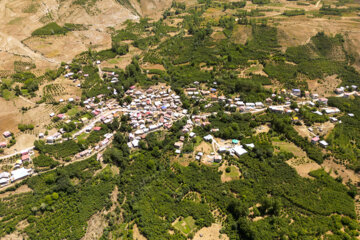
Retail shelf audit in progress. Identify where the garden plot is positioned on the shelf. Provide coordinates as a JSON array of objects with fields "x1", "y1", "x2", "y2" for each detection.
[
  {"x1": 273, "y1": 140, "x2": 321, "y2": 178},
  {"x1": 172, "y1": 216, "x2": 197, "y2": 236},
  {"x1": 219, "y1": 161, "x2": 241, "y2": 183}
]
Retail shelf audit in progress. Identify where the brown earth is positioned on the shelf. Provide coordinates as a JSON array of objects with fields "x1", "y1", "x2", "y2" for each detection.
[
  {"x1": 193, "y1": 223, "x2": 229, "y2": 240},
  {"x1": 133, "y1": 224, "x2": 147, "y2": 240},
  {"x1": 307, "y1": 75, "x2": 342, "y2": 97},
  {"x1": 0, "y1": 0, "x2": 173, "y2": 72},
  {"x1": 0, "y1": 184, "x2": 32, "y2": 198},
  {"x1": 81, "y1": 211, "x2": 107, "y2": 240},
  {"x1": 286, "y1": 158, "x2": 322, "y2": 178}
]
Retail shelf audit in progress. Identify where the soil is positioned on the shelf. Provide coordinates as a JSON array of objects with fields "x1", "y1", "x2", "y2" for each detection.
[
  {"x1": 81, "y1": 211, "x2": 107, "y2": 240},
  {"x1": 294, "y1": 122, "x2": 314, "y2": 140},
  {"x1": 133, "y1": 224, "x2": 147, "y2": 240},
  {"x1": 307, "y1": 75, "x2": 342, "y2": 97},
  {"x1": 193, "y1": 223, "x2": 229, "y2": 240},
  {"x1": 322, "y1": 158, "x2": 359, "y2": 184},
  {"x1": 255, "y1": 125, "x2": 270, "y2": 135},
  {"x1": 0, "y1": 184, "x2": 32, "y2": 198},
  {"x1": 286, "y1": 158, "x2": 322, "y2": 178}
]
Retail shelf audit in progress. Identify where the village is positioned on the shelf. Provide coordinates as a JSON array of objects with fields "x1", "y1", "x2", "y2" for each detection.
[{"x1": 0, "y1": 73, "x2": 358, "y2": 187}]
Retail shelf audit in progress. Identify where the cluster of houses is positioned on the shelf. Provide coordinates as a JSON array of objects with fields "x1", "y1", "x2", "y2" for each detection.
[
  {"x1": 124, "y1": 86, "x2": 187, "y2": 149},
  {"x1": 75, "y1": 132, "x2": 114, "y2": 159},
  {"x1": 202, "y1": 135, "x2": 254, "y2": 163},
  {"x1": 0, "y1": 150, "x2": 33, "y2": 187},
  {"x1": 0, "y1": 131, "x2": 12, "y2": 149}
]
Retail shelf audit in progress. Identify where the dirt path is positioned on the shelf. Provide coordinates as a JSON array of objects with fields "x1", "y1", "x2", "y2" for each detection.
[{"x1": 19, "y1": 96, "x2": 36, "y2": 105}]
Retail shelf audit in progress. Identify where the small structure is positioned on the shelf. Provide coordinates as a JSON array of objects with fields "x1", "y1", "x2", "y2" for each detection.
[
  {"x1": 233, "y1": 145, "x2": 247, "y2": 157},
  {"x1": 3, "y1": 131, "x2": 11, "y2": 138},
  {"x1": 319, "y1": 140, "x2": 328, "y2": 148},
  {"x1": 292, "y1": 89, "x2": 301, "y2": 97},
  {"x1": 0, "y1": 142, "x2": 6, "y2": 148},
  {"x1": 93, "y1": 126, "x2": 102, "y2": 131},
  {"x1": 214, "y1": 155, "x2": 222, "y2": 163},
  {"x1": 204, "y1": 135, "x2": 213, "y2": 142},
  {"x1": 311, "y1": 136, "x2": 319, "y2": 144},
  {"x1": 174, "y1": 142, "x2": 183, "y2": 149}
]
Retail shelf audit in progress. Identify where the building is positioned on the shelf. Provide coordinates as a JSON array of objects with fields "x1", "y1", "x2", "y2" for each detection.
[
  {"x1": 0, "y1": 142, "x2": 6, "y2": 148},
  {"x1": 319, "y1": 140, "x2": 328, "y2": 148},
  {"x1": 3, "y1": 131, "x2": 11, "y2": 138},
  {"x1": 311, "y1": 136, "x2": 319, "y2": 144},
  {"x1": 318, "y1": 98, "x2": 328, "y2": 105},
  {"x1": 233, "y1": 146, "x2": 247, "y2": 157},
  {"x1": 292, "y1": 89, "x2": 301, "y2": 97},
  {"x1": 204, "y1": 135, "x2": 213, "y2": 142},
  {"x1": 10, "y1": 168, "x2": 32, "y2": 182}
]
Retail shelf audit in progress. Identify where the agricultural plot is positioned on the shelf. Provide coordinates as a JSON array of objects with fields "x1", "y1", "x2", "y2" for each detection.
[{"x1": 173, "y1": 216, "x2": 197, "y2": 236}]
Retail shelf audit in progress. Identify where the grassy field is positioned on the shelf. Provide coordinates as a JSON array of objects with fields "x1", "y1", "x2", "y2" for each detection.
[
  {"x1": 2, "y1": 89, "x2": 15, "y2": 100},
  {"x1": 225, "y1": 166, "x2": 240, "y2": 178},
  {"x1": 67, "y1": 107, "x2": 80, "y2": 117},
  {"x1": 173, "y1": 216, "x2": 196, "y2": 235}
]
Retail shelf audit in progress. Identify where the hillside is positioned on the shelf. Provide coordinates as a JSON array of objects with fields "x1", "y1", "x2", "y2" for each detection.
[{"x1": 1, "y1": 0, "x2": 360, "y2": 239}]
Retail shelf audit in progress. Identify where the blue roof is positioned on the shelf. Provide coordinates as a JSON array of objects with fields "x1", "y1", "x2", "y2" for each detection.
[
  {"x1": 232, "y1": 139, "x2": 239, "y2": 144},
  {"x1": 161, "y1": 106, "x2": 167, "y2": 109}
]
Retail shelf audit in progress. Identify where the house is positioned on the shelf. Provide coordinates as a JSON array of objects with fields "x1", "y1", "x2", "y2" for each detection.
[
  {"x1": 21, "y1": 155, "x2": 30, "y2": 161},
  {"x1": 93, "y1": 126, "x2": 102, "y2": 131},
  {"x1": 245, "y1": 143, "x2": 255, "y2": 149},
  {"x1": 132, "y1": 140, "x2": 139, "y2": 148},
  {"x1": 255, "y1": 102, "x2": 264, "y2": 108},
  {"x1": 46, "y1": 136, "x2": 55, "y2": 144},
  {"x1": 0, "y1": 142, "x2": 6, "y2": 148},
  {"x1": 10, "y1": 168, "x2": 32, "y2": 182},
  {"x1": 57, "y1": 114, "x2": 65, "y2": 119},
  {"x1": 175, "y1": 149, "x2": 181, "y2": 154},
  {"x1": 3, "y1": 131, "x2": 11, "y2": 138},
  {"x1": 269, "y1": 106, "x2": 284, "y2": 113},
  {"x1": 189, "y1": 132, "x2": 196, "y2": 138},
  {"x1": 214, "y1": 155, "x2": 222, "y2": 163},
  {"x1": 233, "y1": 145, "x2": 247, "y2": 157},
  {"x1": 311, "y1": 93, "x2": 319, "y2": 99},
  {"x1": 329, "y1": 117, "x2": 338, "y2": 123},
  {"x1": 348, "y1": 113, "x2": 355, "y2": 117},
  {"x1": 174, "y1": 142, "x2": 183, "y2": 149},
  {"x1": 292, "y1": 89, "x2": 301, "y2": 97},
  {"x1": 204, "y1": 135, "x2": 213, "y2": 142},
  {"x1": 265, "y1": 98, "x2": 273, "y2": 105},
  {"x1": 335, "y1": 88, "x2": 344, "y2": 94},
  {"x1": 218, "y1": 147, "x2": 227, "y2": 153},
  {"x1": 313, "y1": 110, "x2": 323, "y2": 116},
  {"x1": 0, "y1": 172, "x2": 10, "y2": 179},
  {"x1": 319, "y1": 140, "x2": 328, "y2": 148},
  {"x1": 322, "y1": 107, "x2": 340, "y2": 114},
  {"x1": 311, "y1": 136, "x2": 319, "y2": 144},
  {"x1": 318, "y1": 98, "x2": 328, "y2": 105}
]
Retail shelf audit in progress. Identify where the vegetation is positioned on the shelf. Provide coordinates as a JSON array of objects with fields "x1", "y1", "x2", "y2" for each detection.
[{"x1": 32, "y1": 22, "x2": 68, "y2": 36}]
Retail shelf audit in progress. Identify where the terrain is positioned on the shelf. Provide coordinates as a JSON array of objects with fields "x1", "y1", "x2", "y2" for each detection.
[{"x1": 0, "y1": 0, "x2": 360, "y2": 239}]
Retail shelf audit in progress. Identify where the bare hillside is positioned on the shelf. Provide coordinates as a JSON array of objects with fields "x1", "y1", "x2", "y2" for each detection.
[{"x1": 0, "y1": 0, "x2": 171, "y2": 72}]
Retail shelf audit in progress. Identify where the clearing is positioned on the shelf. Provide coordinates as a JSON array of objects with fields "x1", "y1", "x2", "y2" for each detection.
[
  {"x1": 273, "y1": 140, "x2": 322, "y2": 178},
  {"x1": 0, "y1": 184, "x2": 32, "y2": 198},
  {"x1": 219, "y1": 161, "x2": 241, "y2": 182},
  {"x1": 172, "y1": 216, "x2": 196, "y2": 236},
  {"x1": 193, "y1": 223, "x2": 229, "y2": 240},
  {"x1": 133, "y1": 224, "x2": 147, "y2": 240}
]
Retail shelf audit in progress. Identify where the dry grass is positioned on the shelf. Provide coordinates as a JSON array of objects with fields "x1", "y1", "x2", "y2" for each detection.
[{"x1": 193, "y1": 223, "x2": 229, "y2": 240}]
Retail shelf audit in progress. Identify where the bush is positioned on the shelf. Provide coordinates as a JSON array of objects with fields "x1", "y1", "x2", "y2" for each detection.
[{"x1": 32, "y1": 22, "x2": 68, "y2": 36}]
